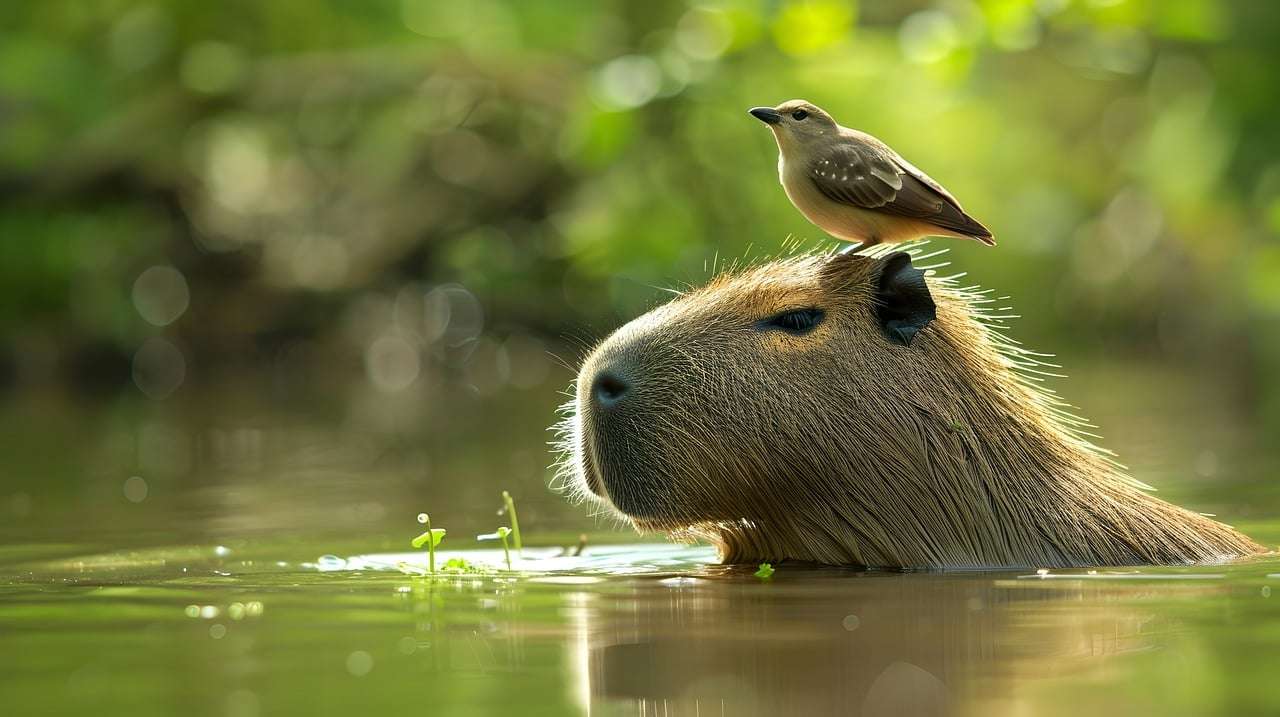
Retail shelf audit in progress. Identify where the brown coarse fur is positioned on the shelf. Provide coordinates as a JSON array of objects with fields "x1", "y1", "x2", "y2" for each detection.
[{"x1": 553, "y1": 246, "x2": 1265, "y2": 569}]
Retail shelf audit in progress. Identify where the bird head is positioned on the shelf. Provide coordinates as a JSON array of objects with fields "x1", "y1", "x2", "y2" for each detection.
[{"x1": 748, "y1": 99, "x2": 838, "y2": 149}]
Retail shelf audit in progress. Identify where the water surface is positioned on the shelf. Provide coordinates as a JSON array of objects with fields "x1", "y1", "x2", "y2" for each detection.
[
  {"x1": 3, "y1": 364, "x2": 1280, "y2": 715},
  {"x1": 6, "y1": 541, "x2": 1280, "y2": 716}
]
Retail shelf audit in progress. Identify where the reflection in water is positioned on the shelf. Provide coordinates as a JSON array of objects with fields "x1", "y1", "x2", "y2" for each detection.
[{"x1": 569, "y1": 571, "x2": 1179, "y2": 716}]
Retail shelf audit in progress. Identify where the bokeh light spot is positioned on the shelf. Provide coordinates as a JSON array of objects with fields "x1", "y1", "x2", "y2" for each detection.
[
  {"x1": 675, "y1": 9, "x2": 733, "y2": 60},
  {"x1": 772, "y1": 0, "x2": 855, "y2": 57},
  {"x1": 132, "y1": 265, "x2": 190, "y2": 327},
  {"x1": 899, "y1": 11, "x2": 959, "y2": 64},
  {"x1": 426, "y1": 285, "x2": 484, "y2": 345},
  {"x1": 345, "y1": 650, "x2": 374, "y2": 677},
  {"x1": 592, "y1": 55, "x2": 662, "y2": 110},
  {"x1": 205, "y1": 124, "x2": 271, "y2": 214},
  {"x1": 987, "y1": 2, "x2": 1041, "y2": 51},
  {"x1": 132, "y1": 338, "x2": 186, "y2": 400},
  {"x1": 123, "y1": 476, "x2": 148, "y2": 503},
  {"x1": 365, "y1": 335, "x2": 421, "y2": 392}
]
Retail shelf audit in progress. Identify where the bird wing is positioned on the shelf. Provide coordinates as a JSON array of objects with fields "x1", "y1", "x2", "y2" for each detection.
[
  {"x1": 807, "y1": 141, "x2": 902, "y2": 208},
  {"x1": 808, "y1": 138, "x2": 993, "y2": 241}
]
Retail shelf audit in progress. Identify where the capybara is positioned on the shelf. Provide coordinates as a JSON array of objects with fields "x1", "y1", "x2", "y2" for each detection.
[{"x1": 554, "y1": 249, "x2": 1263, "y2": 568}]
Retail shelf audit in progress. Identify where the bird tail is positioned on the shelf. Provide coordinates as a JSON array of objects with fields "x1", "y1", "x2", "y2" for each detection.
[{"x1": 922, "y1": 197, "x2": 994, "y2": 246}]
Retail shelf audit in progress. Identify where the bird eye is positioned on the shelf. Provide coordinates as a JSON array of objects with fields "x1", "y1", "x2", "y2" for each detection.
[
  {"x1": 758, "y1": 308, "x2": 825, "y2": 335},
  {"x1": 791, "y1": 109, "x2": 809, "y2": 120}
]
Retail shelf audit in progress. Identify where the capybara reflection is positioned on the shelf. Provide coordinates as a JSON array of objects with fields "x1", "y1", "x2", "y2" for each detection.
[{"x1": 555, "y1": 250, "x2": 1263, "y2": 568}]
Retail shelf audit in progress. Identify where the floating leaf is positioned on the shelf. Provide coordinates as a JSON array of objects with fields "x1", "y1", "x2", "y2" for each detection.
[{"x1": 754, "y1": 563, "x2": 775, "y2": 579}]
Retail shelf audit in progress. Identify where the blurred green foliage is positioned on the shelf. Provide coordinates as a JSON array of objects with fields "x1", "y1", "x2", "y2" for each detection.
[{"x1": 2, "y1": 0, "x2": 1279, "y2": 426}]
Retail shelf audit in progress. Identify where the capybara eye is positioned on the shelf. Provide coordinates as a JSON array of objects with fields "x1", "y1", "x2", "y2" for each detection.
[
  {"x1": 758, "y1": 308, "x2": 824, "y2": 335},
  {"x1": 791, "y1": 109, "x2": 809, "y2": 120}
]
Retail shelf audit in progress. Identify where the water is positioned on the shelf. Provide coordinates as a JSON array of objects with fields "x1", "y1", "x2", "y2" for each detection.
[
  {"x1": 6, "y1": 542, "x2": 1280, "y2": 716},
  {"x1": 3, "y1": 361, "x2": 1280, "y2": 715}
]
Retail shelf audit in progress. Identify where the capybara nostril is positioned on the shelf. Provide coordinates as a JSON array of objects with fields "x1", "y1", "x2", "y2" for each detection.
[{"x1": 592, "y1": 371, "x2": 631, "y2": 408}]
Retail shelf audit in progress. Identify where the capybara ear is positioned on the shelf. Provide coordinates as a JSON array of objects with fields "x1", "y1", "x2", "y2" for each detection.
[{"x1": 875, "y1": 252, "x2": 936, "y2": 346}]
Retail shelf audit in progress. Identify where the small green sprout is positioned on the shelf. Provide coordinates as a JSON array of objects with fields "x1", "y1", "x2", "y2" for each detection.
[
  {"x1": 477, "y1": 527, "x2": 513, "y2": 570},
  {"x1": 500, "y1": 491, "x2": 523, "y2": 554},
  {"x1": 411, "y1": 513, "x2": 446, "y2": 574},
  {"x1": 497, "y1": 527, "x2": 512, "y2": 570},
  {"x1": 400, "y1": 557, "x2": 491, "y2": 576},
  {"x1": 754, "y1": 563, "x2": 775, "y2": 579},
  {"x1": 442, "y1": 557, "x2": 487, "y2": 574}
]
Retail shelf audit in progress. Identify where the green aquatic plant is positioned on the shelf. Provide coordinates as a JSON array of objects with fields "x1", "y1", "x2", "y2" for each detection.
[
  {"x1": 396, "y1": 556, "x2": 491, "y2": 577},
  {"x1": 496, "y1": 527, "x2": 512, "y2": 570},
  {"x1": 754, "y1": 563, "x2": 775, "y2": 579},
  {"x1": 442, "y1": 557, "x2": 487, "y2": 574},
  {"x1": 478, "y1": 527, "x2": 513, "y2": 570},
  {"x1": 411, "y1": 513, "x2": 446, "y2": 574},
  {"x1": 501, "y1": 491, "x2": 523, "y2": 553}
]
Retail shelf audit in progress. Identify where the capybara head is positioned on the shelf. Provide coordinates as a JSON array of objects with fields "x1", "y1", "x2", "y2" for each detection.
[{"x1": 555, "y1": 249, "x2": 1263, "y2": 568}]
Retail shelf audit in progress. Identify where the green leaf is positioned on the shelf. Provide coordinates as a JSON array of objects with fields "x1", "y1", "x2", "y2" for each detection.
[
  {"x1": 411, "y1": 528, "x2": 446, "y2": 549},
  {"x1": 754, "y1": 563, "x2": 775, "y2": 579}
]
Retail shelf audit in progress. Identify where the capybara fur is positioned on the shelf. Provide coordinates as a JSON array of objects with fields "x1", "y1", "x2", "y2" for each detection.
[{"x1": 554, "y1": 248, "x2": 1264, "y2": 569}]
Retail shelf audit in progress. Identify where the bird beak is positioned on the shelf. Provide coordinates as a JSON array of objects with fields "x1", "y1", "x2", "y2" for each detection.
[{"x1": 748, "y1": 107, "x2": 783, "y2": 125}]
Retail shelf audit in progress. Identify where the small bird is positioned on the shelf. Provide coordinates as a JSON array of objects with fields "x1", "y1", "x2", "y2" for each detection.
[{"x1": 749, "y1": 99, "x2": 993, "y2": 254}]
